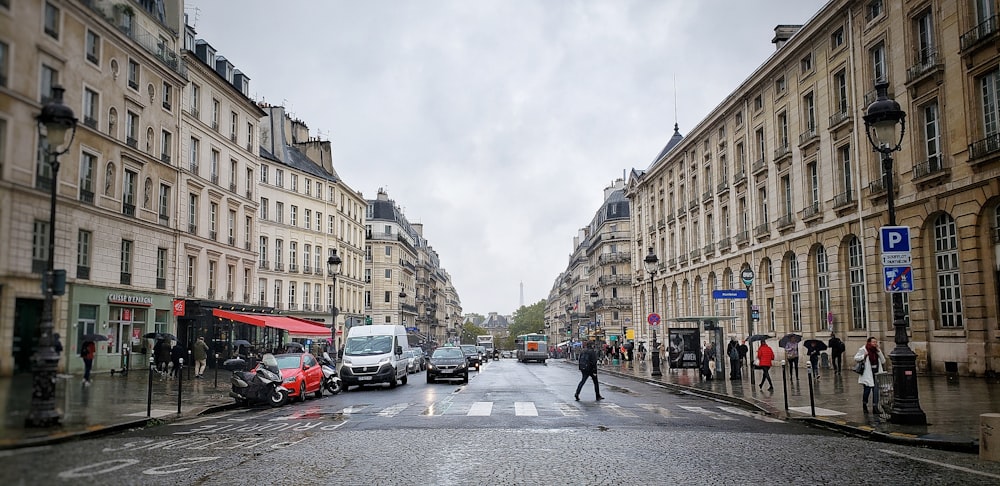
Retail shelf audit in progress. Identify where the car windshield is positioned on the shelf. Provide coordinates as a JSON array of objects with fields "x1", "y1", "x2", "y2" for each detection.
[
  {"x1": 345, "y1": 335, "x2": 393, "y2": 356},
  {"x1": 460, "y1": 345, "x2": 476, "y2": 354},
  {"x1": 434, "y1": 348, "x2": 464, "y2": 359},
  {"x1": 274, "y1": 355, "x2": 302, "y2": 369}
]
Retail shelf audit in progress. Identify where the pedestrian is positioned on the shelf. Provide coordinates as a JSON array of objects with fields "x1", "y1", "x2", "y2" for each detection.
[
  {"x1": 169, "y1": 341, "x2": 186, "y2": 378},
  {"x1": 625, "y1": 341, "x2": 634, "y2": 363},
  {"x1": 727, "y1": 337, "x2": 742, "y2": 380},
  {"x1": 80, "y1": 339, "x2": 96, "y2": 386},
  {"x1": 784, "y1": 337, "x2": 800, "y2": 379},
  {"x1": 828, "y1": 332, "x2": 846, "y2": 374},
  {"x1": 757, "y1": 339, "x2": 775, "y2": 391},
  {"x1": 54, "y1": 333, "x2": 63, "y2": 355},
  {"x1": 575, "y1": 341, "x2": 603, "y2": 401},
  {"x1": 154, "y1": 339, "x2": 171, "y2": 374},
  {"x1": 700, "y1": 342, "x2": 713, "y2": 381},
  {"x1": 738, "y1": 340, "x2": 749, "y2": 368},
  {"x1": 637, "y1": 342, "x2": 646, "y2": 361},
  {"x1": 854, "y1": 337, "x2": 886, "y2": 413},
  {"x1": 192, "y1": 336, "x2": 209, "y2": 378},
  {"x1": 807, "y1": 344, "x2": 822, "y2": 380}
]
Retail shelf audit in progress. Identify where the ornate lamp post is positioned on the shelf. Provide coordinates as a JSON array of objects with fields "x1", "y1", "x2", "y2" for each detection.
[
  {"x1": 27, "y1": 85, "x2": 77, "y2": 427},
  {"x1": 398, "y1": 283, "x2": 406, "y2": 327},
  {"x1": 863, "y1": 81, "x2": 926, "y2": 425},
  {"x1": 327, "y1": 250, "x2": 342, "y2": 350},
  {"x1": 643, "y1": 247, "x2": 661, "y2": 376}
]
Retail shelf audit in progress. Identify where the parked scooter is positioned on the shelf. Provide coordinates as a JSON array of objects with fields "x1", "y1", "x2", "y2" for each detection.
[
  {"x1": 318, "y1": 352, "x2": 342, "y2": 395},
  {"x1": 224, "y1": 353, "x2": 290, "y2": 407}
]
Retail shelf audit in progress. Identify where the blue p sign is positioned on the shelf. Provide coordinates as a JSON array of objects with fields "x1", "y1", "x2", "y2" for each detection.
[{"x1": 880, "y1": 226, "x2": 911, "y2": 253}]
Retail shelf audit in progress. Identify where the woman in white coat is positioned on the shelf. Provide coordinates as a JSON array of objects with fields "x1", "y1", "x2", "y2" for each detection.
[{"x1": 854, "y1": 337, "x2": 886, "y2": 413}]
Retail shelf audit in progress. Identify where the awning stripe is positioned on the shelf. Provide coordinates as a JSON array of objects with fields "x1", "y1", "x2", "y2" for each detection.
[{"x1": 211, "y1": 309, "x2": 330, "y2": 338}]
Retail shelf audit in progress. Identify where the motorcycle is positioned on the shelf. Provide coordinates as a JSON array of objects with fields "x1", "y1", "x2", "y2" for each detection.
[
  {"x1": 319, "y1": 352, "x2": 342, "y2": 395},
  {"x1": 224, "y1": 353, "x2": 290, "y2": 407}
]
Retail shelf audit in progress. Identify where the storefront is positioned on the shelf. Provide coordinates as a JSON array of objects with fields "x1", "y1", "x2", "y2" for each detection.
[{"x1": 65, "y1": 286, "x2": 174, "y2": 376}]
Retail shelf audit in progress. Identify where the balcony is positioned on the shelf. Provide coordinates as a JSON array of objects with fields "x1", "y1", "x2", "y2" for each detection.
[
  {"x1": 159, "y1": 213, "x2": 169, "y2": 225},
  {"x1": 160, "y1": 153, "x2": 171, "y2": 163},
  {"x1": 718, "y1": 236, "x2": 731, "y2": 250},
  {"x1": 829, "y1": 109, "x2": 850, "y2": 128},
  {"x1": 689, "y1": 248, "x2": 701, "y2": 260},
  {"x1": 776, "y1": 213, "x2": 795, "y2": 231},
  {"x1": 832, "y1": 189, "x2": 855, "y2": 211},
  {"x1": 188, "y1": 223, "x2": 197, "y2": 234},
  {"x1": 753, "y1": 222, "x2": 770, "y2": 238},
  {"x1": 772, "y1": 145, "x2": 791, "y2": 163},
  {"x1": 77, "y1": 265, "x2": 90, "y2": 280},
  {"x1": 702, "y1": 190, "x2": 713, "y2": 203},
  {"x1": 907, "y1": 49, "x2": 943, "y2": 84},
  {"x1": 801, "y1": 202, "x2": 821, "y2": 222},
  {"x1": 207, "y1": 288, "x2": 215, "y2": 299},
  {"x1": 288, "y1": 263, "x2": 298, "y2": 273},
  {"x1": 212, "y1": 121, "x2": 219, "y2": 131},
  {"x1": 247, "y1": 142, "x2": 253, "y2": 152},
  {"x1": 304, "y1": 265, "x2": 312, "y2": 274},
  {"x1": 315, "y1": 268, "x2": 324, "y2": 276},
  {"x1": 733, "y1": 169, "x2": 747, "y2": 186},
  {"x1": 244, "y1": 241, "x2": 251, "y2": 251},
  {"x1": 227, "y1": 291, "x2": 234, "y2": 301},
  {"x1": 209, "y1": 230, "x2": 217, "y2": 240},
  {"x1": 211, "y1": 174, "x2": 219, "y2": 184},
  {"x1": 229, "y1": 182, "x2": 237, "y2": 192},
  {"x1": 717, "y1": 180, "x2": 729, "y2": 195},
  {"x1": 156, "y1": 277, "x2": 166, "y2": 290},
  {"x1": 678, "y1": 253, "x2": 688, "y2": 265},
  {"x1": 287, "y1": 303, "x2": 297, "y2": 311},
  {"x1": 751, "y1": 157, "x2": 767, "y2": 175},
  {"x1": 122, "y1": 203, "x2": 135, "y2": 217},
  {"x1": 657, "y1": 218, "x2": 666, "y2": 229},
  {"x1": 666, "y1": 212, "x2": 675, "y2": 224},
  {"x1": 230, "y1": 133, "x2": 237, "y2": 142},
  {"x1": 913, "y1": 156, "x2": 949, "y2": 185},
  {"x1": 703, "y1": 242, "x2": 715, "y2": 255},
  {"x1": 120, "y1": 272, "x2": 131, "y2": 285},
  {"x1": 960, "y1": 15, "x2": 999, "y2": 52},
  {"x1": 274, "y1": 262, "x2": 284, "y2": 271},
  {"x1": 83, "y1": 116, "x2": 97, "y2": 129},
  {"x1": 246, "y1": 189, "x2": 253, "y2": 199},
  {"x1": 688, "y1": 198, "x2": 699, "y2": 211},
  {"x1": 259, "y1": 260, "x2": 269, "y2": 270},
  {"x1": 79, "y1": 189, "x2": 94, "y2": 204},
  {"x1": 969, "y1": 134, "x2": 1000, "y2": 165},
  {"x1": 735, "y1": 230, "x2": 749, "y2": 245},
  {"x1": 243, "y1": 293, "x2": 251, "y2": 302},
  {"x1": 228, "y1": 236, "x2": 235, "y2": 246},
  {"x1": 798, "y1": 128, "x2": 819, "y2": 147},
  {"x1": 189, "y1": 163, "x2": 199, "y2": 174},
  {"x1": 126, "y1": 137, "x2": 138, "y2": 149}
]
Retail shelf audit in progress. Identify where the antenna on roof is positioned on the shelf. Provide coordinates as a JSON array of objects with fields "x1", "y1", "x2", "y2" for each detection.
[{"x1": 673, "y1": 74, "x2": 678, "y2": 126}]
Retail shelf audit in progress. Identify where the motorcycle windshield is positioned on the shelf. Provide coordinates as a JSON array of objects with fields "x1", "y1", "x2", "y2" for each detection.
[{"x1": 261, "y1": 353, "x2": 280, "y2": 373}]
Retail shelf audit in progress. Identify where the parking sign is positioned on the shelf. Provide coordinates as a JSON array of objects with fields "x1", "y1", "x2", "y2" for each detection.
[{"x1": 880, "y1": 226, "x2": 911, "y2": 253}]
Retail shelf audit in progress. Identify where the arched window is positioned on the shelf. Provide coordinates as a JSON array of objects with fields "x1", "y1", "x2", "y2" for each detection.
[
  {"x1": 848, "y1": 236, "x2": 866, "y2": 330},
  {"x1": 934, "y1": 213, "x2": 963, "y2": 328},
  {"x1": 788, "y1": 254, "x2": 801, "y2": 331},
  {"x1": 815, "y1": 247, "x2": 831, "y2": 332}
]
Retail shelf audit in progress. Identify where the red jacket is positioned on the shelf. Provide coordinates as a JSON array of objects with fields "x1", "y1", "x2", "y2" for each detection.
[{"x1": 757, "y1": 343, "x2": 775, "y2": 366}]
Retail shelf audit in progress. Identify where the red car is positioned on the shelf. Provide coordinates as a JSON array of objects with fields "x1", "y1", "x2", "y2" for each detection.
[{"x1": 262, "y1": 353, "x2": 324, "y2": 402}]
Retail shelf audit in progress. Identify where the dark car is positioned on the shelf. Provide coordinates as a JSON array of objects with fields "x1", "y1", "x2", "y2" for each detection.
[
  {"x1": 460, "y1": 345, "x2": 482, "y2": 370},
  {"x1": 426, "y1": 346, "x2": 469, "y2": 384}
]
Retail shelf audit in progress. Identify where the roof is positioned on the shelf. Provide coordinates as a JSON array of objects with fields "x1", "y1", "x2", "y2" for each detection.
[{"x1": 649, "y1": 123, "x2": 684, "y2": 169}]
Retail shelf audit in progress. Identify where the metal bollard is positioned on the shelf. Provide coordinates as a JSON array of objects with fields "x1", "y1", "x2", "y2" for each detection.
[
  {"x1": 147, "y1": 355, "x2": 155, "y2": 417},
  {"x1": 807, "y1": 363, "x2": 816, "y2": 417},
  {"x1": 782, "y1": 360, "x2": 789, "y2": 411},
  {"x1": 214, "y1": 353, "x2": 220, "y2": 388},
  {"x1": 177, "y1": 357, "x2": 184, "y2": 414},
  {"x1": 187, "y1": 350, "x2": 193, "y2": 380}
]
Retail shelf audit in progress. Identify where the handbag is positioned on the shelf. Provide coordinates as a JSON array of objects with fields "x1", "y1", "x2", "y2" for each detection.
[
  {"x1": 753, "y1": 358, "x2": 760, "y2": 369},
  {"x1": 853, "y1": 360, "x2": 866, "y2": 374}
]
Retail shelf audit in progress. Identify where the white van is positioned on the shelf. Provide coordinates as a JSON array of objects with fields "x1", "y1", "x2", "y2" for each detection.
[{"x1": 340, "y1": 325, "x2": 410, "y2": 390}]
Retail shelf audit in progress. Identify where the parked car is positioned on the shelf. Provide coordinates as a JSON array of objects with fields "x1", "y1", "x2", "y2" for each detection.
[
  {"x1": 403, "y1": 349, "x2": 424, "y2": 373},
  {"x1": 264, "y1": 352, "x2": 324, "y2": 402},
  {"x1": 426, "y1": 346, "x2": 469, "y2": 384},
  {"x1": 460, "y1": 345, "x2": 482, "y2": 370}
]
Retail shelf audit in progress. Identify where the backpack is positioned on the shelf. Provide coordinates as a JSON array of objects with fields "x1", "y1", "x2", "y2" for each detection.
[
  {"x1": 80, "y1": 341, "x2": 93, "y2": 357},
  {"x1": 578, "y1": 351, "x2": 592, "y2": 371},
  {"x1": 728, "y1": 346, "x2": 740, "y2": 361}
]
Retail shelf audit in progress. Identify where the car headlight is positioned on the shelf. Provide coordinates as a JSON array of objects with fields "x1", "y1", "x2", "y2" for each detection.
[
  {"x1": 378, "y1": 356, "x2": 391, "y2": 366},
  {"x1": 342, "y1": 357, "x2": 353, "y2": 365},
  {"x1": 427, "y1": 363, "x2": 436, "y2": 370},
  {"x1": 457, "y1": 362, "x2": 467, "y2": 370},
  {"x1": 283, "y1": 377, "x2": 296, "y2": 383}
]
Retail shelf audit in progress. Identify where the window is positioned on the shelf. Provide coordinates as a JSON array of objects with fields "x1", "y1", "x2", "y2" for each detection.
[
  {"x1": 775, "y1": 75, "x2": 786, "y2": 94},
  {"x1": 187, "y1": 256, "x2": 197, "y2": 293},
  {"x1": 385, "y1": 291, "x2": 391, "y2": 303},
  {"x1": 831, "y1": 26, "x2": 844, "y2": 49},
  {"x1": 276, "y1": 201, "x2": 284, "y2": 223},
  {"x1": 260, "y1": 164, "x2": 269, "y2": 184},
  {"x1": 866, "y1": 0, "x2": 883, "y2": 23},
  {"x1": 230, "y1": 111, "x2": 238, "y2": 141},
  {"x1": 275, "y1": 240, "x2": 284, "y2": 269},
  {"x1": 800, "y1": 53, "x2": 813, "y2": 73},
  {"x1": 247, "y1": 122, "x2": 254, "y2": 150},
  {"x1": 127, "y1": 59, "x2": 139, "y2": 90},
  {"x1": 754, "y1": 94, "x2": 763, "y2": 111},
  {"x1": 211, "y1": 99, "x2": 220, "y2": 129},
  {"x1": 125, "y1": 111, "x2": 138, "y2": 148},
  {"x1": 120, "y1": 239, "x2": 133, "y2": 285},
  {"x1": 190, "y1": 84, "x2": 200, "y2": 117},
  {"x1": 916, "y1": 11, "x2": 935, "y2": 66},
  {"x1": 303, "y1": 245, "x2": 312, "y2": 272},
  {"x1": 834, "y1": 70, "x2": 848, "y2": 114},
  {"x1": 305, "y1": 209, "x2": 312, "y2": 230},
  {"x1": 777, "y1": 112, "x2": 788, "y2": 149},
  {"x1": 0, "y1": 41, "x2": 8, "y2": 87},
  {"x1": 44, "y1": 2, "x2": 60, "y2": 39},
  {"x1": 259, "y1": 197, "x2": 269, "y2": 220},
  {"x1": 77, "y1": 230, "x2": 91, "y2": 279},
  {"x1": 188, "y1": 193, "x2": 198, "y2": 233},
  {"x1": 807, "y1": 162, "x2": 819, "y2": 207},
  {"x1": 209, "y1": 202, "x2": 218, "y2": 239},
  {"x1": 781, "y1": 175, "x2": 792, "y2": 217},
  {"x1": 245, "y1": 216, "x2": 252, "y2": 249},
  {"x1": 162, "y1": 82, "x2": 172, "y2": 110},
  {"x1": 288, "y1": 283, "x2": 296, "y2": 309},
  {"x1": 803, "y1": 93, "x2": 816, "y2": 131},
  {"x1": 385, "y1": 268, "x2": 392, "y2": 279},
  {"x1": 839, "y1": 145, "x2": 852, "y2": 196},
  {"x1": 228, "y1": 209, "x2": 236, "y2": 245},
  {"x1": 210, "y1": 149, "x2": 219, "y2": 183},
  {"x1": 290, "y1": 174, "x2": 298, "y2": 192},
  {"x1": 230, "y1": 159, "x2": 238, "y2": 190},
  {"x1": 848, "y1": 236, "x2": 867, "y2": 330},
  {"x1": 122, "y1": 169, "x2": 137, "y2": 216},
  {"x1": 289, "y1": 242, "x2": 298, "y2": 272},
  {"x1": 788, "y1": 255, "x2": 801, "y2": 331},
  {"x1": 275, "y1": 169, "x2": 284, "y2": 188},
  {"x1": 755, "y1": 128, "x2": 766, "y2": 163},
  {"x1": 189, "y1": 137, "x2": 199, "y2": 173},
  {"x1": 156, "y1": 248, "x2": 167, "y2": 289},
  {"x1": 259, "y1": 237, "x2": 268, "y2": 266},
  {"x1": 870, "y1": 42, "x2": 886, "y2": 83},
  {"x1": 40, "y1": 64, "x2": 58, "y2": 103},
  {"x1": 922, "y1": 101, "x2": 941, "y2": 172},
  {"x1": 934, "y1": 214, "x2": 963, "y2": 328},
  {"x1": 816, "y1": 248, "x2": 830, "y2": 331},
  {"x1": 304, "y1": 179, "x2": 311, "y2": 196},
  {"x1": 160, "y1": 130, "x2": 171, "y2": 163},
  {"x1": 157, "y1": 183, "x2": 170, "y2": 221},
  {"x1": 981, "y1": 69, "x2": 1000, "y2": 140},
  {"x1": 290, "y1": 205, "x2": 297, "y2": 226},
  {"x1": 32, "y1": 220, "x2": 49, "y2": 271},
  {"x1": 758, "y1": 186, "x2": 768, "y2": 224},
  {"x1": 85, "y1": 30, "x2": 100, "y2": 64},
  {"x1": 208, "y1": 260, "x2": 216, "y2": 295},
  {"x1": 80, "y1": 152, "x2": 96, "y2": 202}
]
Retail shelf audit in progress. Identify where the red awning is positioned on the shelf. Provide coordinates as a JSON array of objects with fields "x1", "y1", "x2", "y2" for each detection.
[{"x1": 212, "y1": 309, "x2": 331, "y2": 338}]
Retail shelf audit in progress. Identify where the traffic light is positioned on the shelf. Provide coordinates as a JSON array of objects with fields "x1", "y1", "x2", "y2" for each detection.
[{"x1": 365, "y1": 315, "x2": 372, "y2": 325}]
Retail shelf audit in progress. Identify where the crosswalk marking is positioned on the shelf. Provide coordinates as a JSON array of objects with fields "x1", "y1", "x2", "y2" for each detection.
[
  {"x1": 601, "y1": 403, "x2": 638, "y2": 417},
  {"x1": 637, "y1": 403, "x2": 676, "y2": 418},
  {"x1": 556, "y1": 402, "x2": 583, "y2": 416},
  {"x1": 468, "y1": 401, "x2": 493, "y2": 416},
  {"x1": 376, "y1": 403, "x2": 409, "y2": 417},
  {"x1": 718, "y1": 406, "x2": 785, "y2": 423},
  {"x1": 514, "y1": 402, "x2": 537, "y2": 416},
  {"x1": 678, "y1": 405, "x2": 737, "y2": 421}
]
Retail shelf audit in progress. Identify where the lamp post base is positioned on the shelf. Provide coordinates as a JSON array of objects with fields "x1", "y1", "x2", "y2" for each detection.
[
  {"x1": 26, "y1": 347, "x2": 61, "y2": 428},
  {"x1": 889, "y1": 339, "x2": 927, "y2": 425},
  {"x1": 650, "y1": 331, "x2": 661, "y2": 376}
]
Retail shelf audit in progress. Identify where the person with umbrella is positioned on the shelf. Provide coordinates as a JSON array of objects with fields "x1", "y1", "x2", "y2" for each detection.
[
  {"x1": 192, "y1": 336, "x2": 209, "y2": 379},
  {"x1": 80, "y1": 338, "x2": 97, "y2": 386},
  {"x1": 803, "y1": 339, "x2": 827, "y2": 380},
  {"x1": 828, "y1": 332, "x2": 846, "y2": 374},
  {"x1": 781, "y1": 334, "x2": 801, "y2": 380}
]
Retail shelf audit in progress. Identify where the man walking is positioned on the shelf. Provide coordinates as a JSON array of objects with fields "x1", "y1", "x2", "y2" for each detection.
[
  {"x1": 575, "y1": 341, "x2": 603, "y2": 401},
  {"x1": 828, "y1": 332, "x2": 846, "y2": 374},
  {"x1": 192, "y1": 336, "x2": 209, "y2": 378}
]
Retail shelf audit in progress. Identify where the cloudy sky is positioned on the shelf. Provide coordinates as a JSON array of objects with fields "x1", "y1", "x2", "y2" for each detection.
[{"x1": 189, "y1": 0, "x2": 827, "y2": 315}]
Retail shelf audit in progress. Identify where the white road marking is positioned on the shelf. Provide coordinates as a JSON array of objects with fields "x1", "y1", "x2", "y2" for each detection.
[
  {"x1": 601, "y1": 403, "x2": 638, "y2": 417},
  {"x1": 557, "y1": 402, "x2": 583, "y2": 416},
  {"x1": 514, "y1": 401, "x2": 538, "y2": 416},
  {"x1": 678, "y1": 405, "x2": 737, "y2": 420},
  {"x1": 786, "y1": 406, "x2": 846, "y2": 417},
  {"x1": 467, "y1": 401, "x2": 493, "y2": 416},
  {"x1": 638, "y1": 403, "x2": 676, "y2": 418},
  {"x1": 879, "y1": 449, "x2": 1000, "y2": 480},
  {"x1": 124, "y1": 409, "x2": 174, "y2": 418},
  {"x1": 718, "y1": 406, "x2": 785, "y2": 422},
  {"x1": 376, "y1": 403, "x2": 410, "y2": 417}
]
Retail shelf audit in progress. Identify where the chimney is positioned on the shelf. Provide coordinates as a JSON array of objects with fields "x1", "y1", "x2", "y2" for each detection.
[{"x1": 772, "y1": 25, "x2": 802, "y2": 50}]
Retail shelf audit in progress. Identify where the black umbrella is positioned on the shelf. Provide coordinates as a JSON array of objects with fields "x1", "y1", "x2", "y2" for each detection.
[
  {"x1": 746, "y1": 334, "x2": 771, "y2": 343},
  {"x1": 144, "y1": 332, "x2": 176, "y2": 341},
  {"x1": 802, "y1": 339, "x2": 828, "y2": 351},
  {"x1": 233, "y1": 339, "x2": 251, "y2": 347},
  {"x1": 778, "y1": 333, "x2": 802, "y2": 347},
  {"x1": 81, "y1": 333, "x2": 108, "y2": 342}
]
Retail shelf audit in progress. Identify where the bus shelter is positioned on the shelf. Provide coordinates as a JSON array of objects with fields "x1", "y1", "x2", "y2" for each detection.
[{"x1": 665, "y1": 316, "x2": 738, "y2": 377}]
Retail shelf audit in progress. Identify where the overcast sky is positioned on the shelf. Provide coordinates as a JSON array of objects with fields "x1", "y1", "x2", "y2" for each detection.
[{"x1": 189, "y1": 0, "x2": 827, "y2": 316}]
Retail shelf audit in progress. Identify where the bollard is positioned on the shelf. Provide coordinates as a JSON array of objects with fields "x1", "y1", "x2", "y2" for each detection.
[
  {"x1": 188, "y1": 350, "x2": 193, "y2": 380},
  {"x1": 214, "y1": 353, "x2": 220, "y2": 388},
  {"x1": 147, "y1": 355, "x2": 154, "y2": 417},
  {"x1": 177, "y1": 358, "x2": 183, "y2": 414},
  {"x1": 782, "y1": 360, "x2": 789, "y2": 411},
  {"x1": 981, "y1": 413, "x2": 1000, "y2": 462},
  {"x1": 807, "y1": 363, "x2": 816, "y2": 417}
]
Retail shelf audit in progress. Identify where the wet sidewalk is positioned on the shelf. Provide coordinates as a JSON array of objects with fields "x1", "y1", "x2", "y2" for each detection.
[
  {"x1": 597, "y1": 358, "x2": 1000, "y2": 452},
  {"x1": 0, "y1": 366, "x2": 234, "y2": 450}
]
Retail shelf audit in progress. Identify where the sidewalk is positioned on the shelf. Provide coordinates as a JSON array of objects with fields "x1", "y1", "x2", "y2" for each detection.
[
  {"x1": 596, "y1": 357, "x2": 1000, "y2": 453},
  {"x1": 0, "y1": 366, "x2": 235, "y2": 450}
]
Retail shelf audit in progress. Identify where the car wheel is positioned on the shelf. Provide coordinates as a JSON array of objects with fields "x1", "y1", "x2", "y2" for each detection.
[
  {"x1": 389, "y1": 373, "x2": 398, "y2": 388},
  {"x1": 314, "y1": 385, "x2": 323, "y2": 399},
  {"x1": 298, "y1": 382, "x2": 306, "y2": 402},
  {"x1": 427, "y1": 374, "x2": 434, "y2": 384},
  {"x1": 462, "y1": 372, "x2": 469, "y2": 384},
  {"x1": 401, "y1": 373, "x2": 408, "y2": 385}
]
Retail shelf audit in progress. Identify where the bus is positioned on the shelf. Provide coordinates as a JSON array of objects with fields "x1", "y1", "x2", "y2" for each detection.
[
  {"x1": 515, "y1": 333, "x2": 548, "y2": 363},
  {"x1": 476, "y1": 335, "x2": 495, "y2": 358}
]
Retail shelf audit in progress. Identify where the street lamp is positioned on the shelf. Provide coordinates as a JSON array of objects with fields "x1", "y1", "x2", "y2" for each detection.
[
  {"x1": 863, "y1": 81, "x2": 926, "y2": 425},
  {"x1": 327, "y1": 249, "x2": 342, "y2": 350},
  {"x1": 643, "y1": 247, "x2": 661, "y2": 376},
  {"x1": 398, "y1": 283, "x2": 406, "y2": 327},
  {"x1": 27, "y1": 85, "x2": 77, "y2": 427},
  {"x1": 589, "y1": 290, "x2": 599, "y2": 338}
]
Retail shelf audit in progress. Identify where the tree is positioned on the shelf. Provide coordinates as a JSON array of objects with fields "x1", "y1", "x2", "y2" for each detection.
[
  {"x1": 502, "y1": 300, "x2": 546, "y2": 349},
  {"x1": 460, "y1": 322, "x2": 488, "y2": 345}
]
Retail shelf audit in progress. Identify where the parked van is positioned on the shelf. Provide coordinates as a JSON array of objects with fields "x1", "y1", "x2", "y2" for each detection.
[{"x1": 340, "y1": 325, "x2": 410, "y2": 390}]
